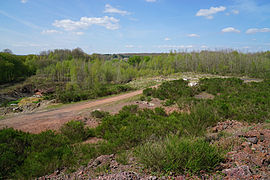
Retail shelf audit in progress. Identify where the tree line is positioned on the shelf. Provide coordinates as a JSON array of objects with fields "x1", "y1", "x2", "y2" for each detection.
[{"x1": 1, "y1": 48, "x2": 270, "y2": 87}]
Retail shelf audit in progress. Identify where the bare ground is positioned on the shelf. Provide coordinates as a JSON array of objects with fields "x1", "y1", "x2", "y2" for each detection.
[{"x1": 0, "y1": 90, "x2": 143, "y2": 133}]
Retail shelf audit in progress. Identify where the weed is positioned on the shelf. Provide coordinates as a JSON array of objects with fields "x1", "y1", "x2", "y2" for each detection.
[
  {"x1": 91, "y1": 110, "x2": 109, "y2": 119},
  {"x1": 140, "y1": 95, "x2": 146, "y2": 101},
  {"x1": 95, "y1": 162, "x2": 110, "y2": 174},
  {"x1": 134, "y1": 135, "x2": 223, "y2": 174},
  {"x1": 162, "y1": 99, "x2": 175, "y2": 106},
  {"x1": 116, "y1": 151, "x2": 129, "y2": 165}
]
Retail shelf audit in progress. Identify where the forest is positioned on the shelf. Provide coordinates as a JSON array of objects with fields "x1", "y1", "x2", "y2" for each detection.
[{"x1": 1, "y1": 48, "x2": 270, "y2": 103}]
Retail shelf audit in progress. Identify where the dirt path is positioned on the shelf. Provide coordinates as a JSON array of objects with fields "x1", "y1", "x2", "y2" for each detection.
[{"x1": 0, "y1": 90, "x2": 143, "y2": 133}]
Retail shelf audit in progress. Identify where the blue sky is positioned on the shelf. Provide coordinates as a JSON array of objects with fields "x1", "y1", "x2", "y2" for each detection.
[{"x1": 0, "y1": 0, "x2": 270, "y2": 54}]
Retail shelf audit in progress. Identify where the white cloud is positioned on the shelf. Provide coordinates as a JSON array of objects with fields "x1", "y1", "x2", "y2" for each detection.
[
  {"x1": 232, "y1": 10, "x2": 239, "y2": 14},
  {"x1": 226, "y1": 9, "x2": 240, "y2": 16},
  {"x1": 13, "y1": 42, "x2": 49, "y2": 47},
  {"x1": 125, "y1": 45, "x2": 134, "y2": 48},
  {"x1": 157, "y1": 45, "x2": 193, "y2": 49},
  {"x1": 221, "y1": 27, "x2": 240, "y2": 33},
  {"x1": 146, "y1": 0, "x2": 157, "y2": 2},
  {"x1": 164, "y1": 37, "x2": 171, "y2": 41},
  {"x1": 53, "y1": 16, "x2": 120, "y2": 31},
  {"x1": 246, "y1": 28, "x2": 270, "y2": 34},
  {"x1": 104, "y1": 4, "x2": 130, "y2": 16},
  {"x1": 41, "y1": 29, "x2": 62, "y2": 34},
  {"x1": 196, "y1": 6, "x2": 226, "y2": 19},
  {"x1": 201, "y1": 45, "x2": 208, "y2": 48},
  {"x1": 21, "y1": 0, "x2": 28, "y2": 3},
  {"x1": 187, "y1": 34, "x2": 200, "y2": 38},
  {"x1": 73, "y1": 32, "x2": 84, "y2": 35}
]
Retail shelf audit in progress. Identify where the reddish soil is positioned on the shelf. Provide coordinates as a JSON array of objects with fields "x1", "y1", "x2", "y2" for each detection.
[{"x1": 0, "y1": 90, "x2": 143, "y2": 133}]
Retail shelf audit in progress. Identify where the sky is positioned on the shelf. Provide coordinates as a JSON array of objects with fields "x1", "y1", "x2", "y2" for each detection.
[{"x1": 0, "y1": 0, "x2": 270, "y2": 55}]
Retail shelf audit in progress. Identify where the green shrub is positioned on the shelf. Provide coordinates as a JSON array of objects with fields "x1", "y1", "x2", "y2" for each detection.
[
  {"x1": 0, "y1": 128, "x2": 31, "y2": 179},
  {"x1": 60, "y1": 121, "x2": 88, "y2": 143},
  {"x1": 154, "y1": 107, "x2": 167, "y2": 116},
  {"x1": 120, "y1": 105, "x2": 139, "y2": 114},
  {"x1": 140, "y1": 95, "x2": 146, "y2": 101},
  {"x1": 146, "y1": 96, "x2": 152, "y2": 102},
  {"x1": 134, "y1": 135, "x2": 223, "y2": 174},
  {"x1": 91, "y1": 110, "x2": 109, "y2": 118},
  {"x1": 146, "y1": 80, "x2": 194, "y2": 101},
  {"x1": 56, "y1": 84, "x2": 133, "y2": 103},
  {"x1": 116, "y1": 151, "x2": 129, "y2": 165},
  {"x1": 95, "y1": 104, "x2": 214, "y2": 149},
  {"x1": 162, "y1": 99, "x2": 175, "y2": 106},
  {"x1": 0, "y1": 128, "x2": 75, "y2": 179},
  {"x1": 143, "y1": 88, "x2": 154, "y2": 96},
  {"x1": 198, "y1": 78, "x2": 243, "y2": 95}
]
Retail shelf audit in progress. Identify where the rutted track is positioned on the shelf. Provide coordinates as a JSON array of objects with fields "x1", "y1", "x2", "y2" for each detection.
[{"x1": 0, "y1": 90, "x2": 143, "y2": 133}]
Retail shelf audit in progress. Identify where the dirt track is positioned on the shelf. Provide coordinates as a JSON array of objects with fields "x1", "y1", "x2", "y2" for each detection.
[{"x1": 0, "y1": 90, "x2": 143, "y2": 133}]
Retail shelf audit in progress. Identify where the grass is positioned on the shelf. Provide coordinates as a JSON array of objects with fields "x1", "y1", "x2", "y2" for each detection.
[
  {"x1": 134, "y1": 135, "x2": 223, "y2": 174},
  {"x1": 46, "y1": 103, "x2": 65, "y2": 110},
  {"x1": 116, "y1": 151, "x2": 129, "y2": 165}
]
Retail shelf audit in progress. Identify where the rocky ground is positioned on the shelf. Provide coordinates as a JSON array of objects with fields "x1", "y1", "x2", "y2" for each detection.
[
  {"x1": 37, "y1": 120, "x2": 269, "y2": 180},
  {"x1": 211, "y1": 121, "x2": 270, "y2": 179}
]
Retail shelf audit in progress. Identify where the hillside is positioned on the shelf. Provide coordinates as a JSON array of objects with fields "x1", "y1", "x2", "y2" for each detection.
[{"x1": 1, "y1": 73, "x2": 269, "y2": 179}]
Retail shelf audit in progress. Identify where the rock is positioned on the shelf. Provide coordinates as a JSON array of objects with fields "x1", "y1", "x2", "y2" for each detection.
[
  {"x1": 148, "y1": 103, "x2": 155, "y2": 107},
  {"x1": 148, "y1": 176, "x2": 158, "y2": 180},
  {"x1": 175, "y1": 176, "x2": 185, "y2": 180},
  {"x1": 91, "y1": 154, "x2": 113, "y2": 167},
  {"x1": 222, "y1": 165, "x2": 252, "y2": 179},
  {"x1": 212, "y1": 126, "x2": 218, "y2": 133},
  {"x1": 188, "y1": 82, "x2": 198, "y2": 87},
  {"x1": 94, "y1": 171, "x2": 140, "y2": 180},
  {"x1": 241, "y1": 141, "x2": 251, "y2": 147},
  {"x1": 247, "y1": 137, "x2": 258, "y2": 144},
  {"x1": 206, "y1": 133, "x2": 219, "y2": 142},
  {"x1": 12, "y1": 107, "x2": 22, "y2": 112}
]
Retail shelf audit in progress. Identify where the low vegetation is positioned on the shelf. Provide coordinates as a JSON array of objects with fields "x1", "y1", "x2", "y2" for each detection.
[
  {"x1": 1, "y1": 77, "x2": 270, "y2": 179},
  {"x1": 135, "y1": 136, "x2": 223, "y2": 174}
]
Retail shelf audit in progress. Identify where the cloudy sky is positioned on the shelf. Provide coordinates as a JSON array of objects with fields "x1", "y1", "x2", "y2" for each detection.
[{"x1": 0, "y1": 0, "x2": 270, "y2": 54}]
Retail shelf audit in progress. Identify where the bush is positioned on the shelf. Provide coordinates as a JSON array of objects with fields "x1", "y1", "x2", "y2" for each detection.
[
  {"x1": 146, "y1": 80, "x2": 194, "y2": 101},
  {"x1": 0, "y1": 128, "x2": 75, "y2": 179},
  {"x1": 60, "y1": 121, "x2": 88, "y2": 143},
  {"x1": 120, "y1": 105, "x2": 139, "y2": 114},
  {"x1": 116, "y1": 151, "x2": 129, "y2": 165},
  {"x1": 143, "y1": 88, "x2": 154, "y2": 96},
  {"x1": 0, "y1": 128, "x2": 31, "y2": 179},
  {"x1": 56, "y1": 84, "x2": 133, "y2": 103},
  {"x1": 198, "y1": 78, "x2": 243, "y2": 95},
  {"x1": 146, "y1": 96, "x2": 152, "y2": 102},
  {"x1": 95, "y1": 104, "x2": 214, "y2": 149},
  {"x1": 140, "y1": 95, "x2": 146, "y2": 101},
  {"x1": 91, "y1": 110, "x2": 109, "y2": 118},
  {"x1": 135, "y1": 135, "x2": 223, "y2": 174},
  {"x1": 162, "y1": 99, "x2": 175, "y2": 106}
]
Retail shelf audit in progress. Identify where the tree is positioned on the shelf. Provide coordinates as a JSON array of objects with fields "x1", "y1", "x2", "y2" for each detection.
[{"x1": 2, "y1": 49, "x2": 13, "y2": 54}]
